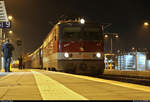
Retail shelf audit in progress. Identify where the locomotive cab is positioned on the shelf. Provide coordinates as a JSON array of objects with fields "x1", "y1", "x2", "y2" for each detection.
[
  {"x1": 57, "y1": 20, "x2": 105, "y2": 75},
  {"x1": 25, "y1": 19, "x2": 105, "y2": 76}
]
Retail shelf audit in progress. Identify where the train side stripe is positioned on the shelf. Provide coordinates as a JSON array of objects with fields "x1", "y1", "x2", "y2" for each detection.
[{"x1": 32, "y1": 71, "x2": 88, "y2": 100}]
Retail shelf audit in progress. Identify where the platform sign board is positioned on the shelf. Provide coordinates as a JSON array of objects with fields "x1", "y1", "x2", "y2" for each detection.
[{"x1": 0, "y1": 21, "x2": 11, "y2": 28}]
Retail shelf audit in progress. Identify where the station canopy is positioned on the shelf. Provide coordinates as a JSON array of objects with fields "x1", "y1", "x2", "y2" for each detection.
[{"x1": 0, "y1": 1, "x2": 8, "y2": 22}]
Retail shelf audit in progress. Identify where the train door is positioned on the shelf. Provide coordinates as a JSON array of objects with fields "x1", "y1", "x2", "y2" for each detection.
[{"x1": 39, "y1": 49, "x2": 43, "y2": 69}]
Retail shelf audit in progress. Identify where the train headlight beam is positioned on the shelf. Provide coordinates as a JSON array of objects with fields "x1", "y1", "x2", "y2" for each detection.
[
  {"x1": 96, "y1": 52, "x2": 101, "y2": 58},
  {"x1": 64, "y1": 52, "x2": 69, "y2": 58},
  {"x1": 80, "y1": 18, "x2": 85, "y2": 24}
]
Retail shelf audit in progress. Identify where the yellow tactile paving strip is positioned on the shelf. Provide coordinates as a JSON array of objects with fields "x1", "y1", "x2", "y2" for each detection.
[
  {"x1": 32, "y1": 71, "x2": 88, "y2": 100},
  {"x1": 51, "y1": 71, "x2": 150, "y2": 93}
]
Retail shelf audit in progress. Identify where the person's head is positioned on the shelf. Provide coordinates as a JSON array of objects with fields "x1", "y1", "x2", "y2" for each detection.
[{"x1": 6, "y1": 39, "x2": 9, "y2": 43}]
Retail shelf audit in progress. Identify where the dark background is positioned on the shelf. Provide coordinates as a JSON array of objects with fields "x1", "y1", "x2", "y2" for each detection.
[{"x1": 4, "y1": 0, "x2": 150, "y2": 56}]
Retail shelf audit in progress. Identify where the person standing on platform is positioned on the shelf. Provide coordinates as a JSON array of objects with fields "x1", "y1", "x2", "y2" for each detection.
[
  {"x1": 18, "y1": 55, "x2": 23, "y2": 69},
  {"x1": 2, "y1": 39, "x2": 14, "y2": 72}
]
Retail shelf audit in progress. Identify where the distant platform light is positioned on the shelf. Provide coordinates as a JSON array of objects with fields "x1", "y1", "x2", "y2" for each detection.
[
  {"x1": 144, "y1": 22, "x2": 149, "y2": 27},
  {"x1": 104, "y1": 34, "x2": 108, "y2": 38},
  {"x1": 9, "y1": 30, "x2": 13, "y2": 34},
  {"x1": 115, "y1": 34, "x2": 119, "y2": 38},
  {"x1": 80, "y1": 18, "x2": 85, "y2": 24},
  {"x1": 8, "y1": 16, "x2": 12, "y2": 20}
]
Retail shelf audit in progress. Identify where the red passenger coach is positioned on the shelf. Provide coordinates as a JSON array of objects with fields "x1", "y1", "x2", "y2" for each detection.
[{"x1": 26, "y1": 19, "x2": 105, "y2": 75}]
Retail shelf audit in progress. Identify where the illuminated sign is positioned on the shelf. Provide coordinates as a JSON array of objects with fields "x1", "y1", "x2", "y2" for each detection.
[
  {"x1": 124, "y1": 54, "x2": 136, "y2": 70},
  {"x1": 116, "y1": 52, "x2": 146, "y2": 71},
  {"x1": 147, "y1": 60, "x2": 150, "y2": 70},
  {"x1": 137, "y1": 52, "x2": 146, "y2": 71},
  {"x1": 0, "y1": 21, "x2": 11, "y2": 28}
]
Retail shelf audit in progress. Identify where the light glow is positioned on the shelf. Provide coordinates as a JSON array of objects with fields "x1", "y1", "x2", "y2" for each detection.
[
  {"x1": 115, "y1": 35, "x2": 119, "y2": 38},
  {"x1": 80, "y1": 18, "x2": 85, "y2": 24},
  {"x1": 9, "y1": 30, "x2": 13, "y2": 34},
  {"x1": 96, "y1": 52, "x2": 101, "y2": 58},
  {"x1": 104, "y1": 34, "x2": 108, "y2": 38},
  {"x1": 64, "y1": 52, "x2": 69, "y2": 58},
  {"x1": 137, "y1": 52, "x2": 146, "y2": 71},
  {"x1": 144, "y1": 22, "x2": 149, "y2": 27},
  {"x1": 8, "y1": 16, "x2": 13, "y2": 20}
]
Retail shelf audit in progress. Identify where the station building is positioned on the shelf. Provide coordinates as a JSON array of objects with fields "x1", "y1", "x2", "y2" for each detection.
[{"x1": 104, "y1": 51, "x2": 150, "y2": 71}]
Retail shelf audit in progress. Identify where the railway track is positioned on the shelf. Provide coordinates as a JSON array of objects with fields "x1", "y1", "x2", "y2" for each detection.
[
  {"x1": 98, "y1": 74, "x2": 150, "y2": 86},
  {"x1": 46, "y1": 70, "x2": 150, "y2": 86}
]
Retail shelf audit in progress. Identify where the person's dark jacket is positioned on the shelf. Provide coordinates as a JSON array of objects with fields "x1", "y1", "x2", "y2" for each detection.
[
  {"x1": 2, "y1": 42, "x2": 14, "y2": 58},
  {"x1": 18, "y1": 56, "x2": 23, "y2": 65}
]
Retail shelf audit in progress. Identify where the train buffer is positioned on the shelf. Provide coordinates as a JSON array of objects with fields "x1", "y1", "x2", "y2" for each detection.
[{"x1": 0, "y1": 68, "x2": 150, "y2": 100}]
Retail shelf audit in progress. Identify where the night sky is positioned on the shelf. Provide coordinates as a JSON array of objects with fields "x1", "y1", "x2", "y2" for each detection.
[{"x1": 4, "y1": 0, "x2": 150, "y2": 55}]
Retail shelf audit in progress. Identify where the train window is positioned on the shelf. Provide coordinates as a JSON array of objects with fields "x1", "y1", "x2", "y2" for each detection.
[
  {"x1": 54, "y1": 35, "x2": 56, "y2": 40},
  {"x1": 40, "y1": 50, "x2": 43, "y2": 56},
  {"x1": 62, "y1": 27, "x2": 81, "y2": 41},
  {"x1": 52, "y1": 30, "x2": 56, "y2": 41},
  {"x1": 82, "y1": 28, "x2": 102, "y2": 41}
]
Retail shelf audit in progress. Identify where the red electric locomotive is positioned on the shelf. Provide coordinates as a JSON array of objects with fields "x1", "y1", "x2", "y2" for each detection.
[{"x1": 25, "y1": 18, "x2": 105, "y2": 75}]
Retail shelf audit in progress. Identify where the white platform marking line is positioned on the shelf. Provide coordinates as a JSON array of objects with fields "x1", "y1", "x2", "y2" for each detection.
[
  {"x1": 51, "y1": 71, "x2": 150, "y2": 93},
  {"x1": 32, "y1": 71, "x2": 88, "y2": 100}
]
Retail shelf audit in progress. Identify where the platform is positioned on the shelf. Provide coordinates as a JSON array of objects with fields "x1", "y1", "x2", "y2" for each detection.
[{"x1": 0, "y1": 68, "x2": 150, "y2": 100}]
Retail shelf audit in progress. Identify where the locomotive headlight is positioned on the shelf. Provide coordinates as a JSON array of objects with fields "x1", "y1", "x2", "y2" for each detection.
[
  {"x1": 80, "y1": 18, "x2": 85, "y2": 24},
  {"x1": 96, "y1": 52, "x2": 101, "y2": 58},
  {"x1": 64, "y1": 52, "x2": 69, "y2": 58}
]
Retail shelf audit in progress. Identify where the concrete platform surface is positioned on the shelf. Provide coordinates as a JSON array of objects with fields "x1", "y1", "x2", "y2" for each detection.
[{"x1": 0, "y1": 68, "x2": 149, "y2": 100}]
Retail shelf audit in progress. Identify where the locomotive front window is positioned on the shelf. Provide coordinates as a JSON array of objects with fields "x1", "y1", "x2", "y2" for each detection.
[
  {"x1": 82, "y1": 28, "x2": 102, "y2": 41},
  {"x1": 62, "y1": 27, "x2": 81, "y2": 41},
  {"x1": 62, "y1": 26, "x2": 102, "y2": 41}
]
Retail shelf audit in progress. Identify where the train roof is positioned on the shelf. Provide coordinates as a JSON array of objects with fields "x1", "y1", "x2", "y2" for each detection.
[
  {"x1": 57, "y1": 19, "x2": 80, "y2": 24},
  {"x1": 57, "y1": 19, "x2": 100, "y2": 25}
]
